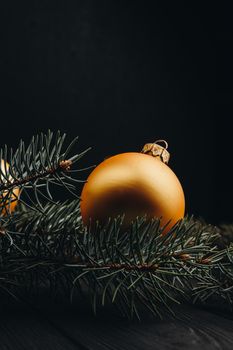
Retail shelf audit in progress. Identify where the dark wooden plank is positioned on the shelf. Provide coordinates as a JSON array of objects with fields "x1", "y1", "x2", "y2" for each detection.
[
  {"x1": 0, "y1": 304, "x2": 82, "y2": 350},
  {"x1": 36, "y1": 303, "x2": 233, "y2": 350},
  {"x1": 1, "y1": 300, "x2": 233, "y2": 350}
]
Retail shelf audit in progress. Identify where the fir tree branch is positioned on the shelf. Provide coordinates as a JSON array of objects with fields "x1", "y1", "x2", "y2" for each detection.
[
  {"x1": 1, "y1": 202, "x2": 232, "y2": 319},
  {"x1": 0, "y1": 130, "x2": 92, "y2": 214},
  {"x1": 193, "y1": 244, "x2": 233, "y2": 306},
  {"x1": 0, "y1": 159, "x2": 72, "y2": 192}
]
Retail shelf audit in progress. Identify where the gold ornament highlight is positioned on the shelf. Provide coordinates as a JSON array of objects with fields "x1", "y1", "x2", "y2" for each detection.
[
  {"x1": 80, "y1": 140, "x2": 185, "y2": 233},
  {"x1": 0, "y1": 159, "x2": 19, "y2": 214}
]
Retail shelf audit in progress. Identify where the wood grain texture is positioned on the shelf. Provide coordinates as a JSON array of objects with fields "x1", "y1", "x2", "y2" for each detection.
[
  {"x1": 1, "y1": 301, "x2": 233, "y2": 350},
  {"x1": 44, "y1": 305, "x2": 233, "y2": 350},
  {"x1": 0, "y1": 305, "x2": 81, "y2": 350}
]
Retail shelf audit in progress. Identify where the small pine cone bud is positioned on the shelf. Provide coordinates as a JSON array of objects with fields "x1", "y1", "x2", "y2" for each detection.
[
  {"x1": 200, "y1": 257, "x2": 212, "y2": 264},
  {"x1": 179, "y1": 254, "x2": 191, "y2": 261},
  {"x1": 59, "y1": 160, "x2": 72, "y2": 171},
  {"x1": 0, "y1": 228, "x2": 6, "y2": 235}
]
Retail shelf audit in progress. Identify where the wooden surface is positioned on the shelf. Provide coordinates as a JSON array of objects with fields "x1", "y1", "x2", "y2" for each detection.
[{"x1": 1, "y1": 301, "x2": 233, "y2": 350}]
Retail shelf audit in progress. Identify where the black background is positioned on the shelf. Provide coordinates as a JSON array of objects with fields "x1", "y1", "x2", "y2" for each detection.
[{"x1": 0, "y1": 2, "x2": 232, "y2": 224}]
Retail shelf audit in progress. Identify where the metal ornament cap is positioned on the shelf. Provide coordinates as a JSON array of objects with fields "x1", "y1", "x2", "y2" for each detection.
[{"x1": 141, "y1": 140, "x2": 170, "y2": 164}]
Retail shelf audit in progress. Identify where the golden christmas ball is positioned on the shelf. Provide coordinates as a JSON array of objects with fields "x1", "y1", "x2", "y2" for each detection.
[
  {"x1": 0, "y1": 159, "x2": 19, "y2": 214},
  {"x1": 80, "y1": 141, "x2": 185, "y2": 233}
]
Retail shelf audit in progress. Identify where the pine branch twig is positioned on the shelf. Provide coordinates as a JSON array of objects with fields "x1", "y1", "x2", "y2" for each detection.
[
  {"x1": 1, "y1": 202, "x2": 232, "y2": 319},
  {"x1": 0, "y1": 130, "x2": 92, "y2": 215}
]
